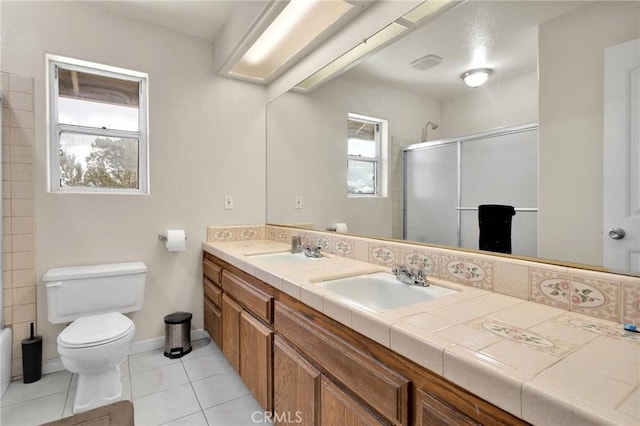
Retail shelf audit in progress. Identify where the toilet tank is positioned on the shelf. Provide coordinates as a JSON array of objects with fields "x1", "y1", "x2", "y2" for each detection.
[{"x1": 43, "y1": 262, "x2": 147, "y2": 324}]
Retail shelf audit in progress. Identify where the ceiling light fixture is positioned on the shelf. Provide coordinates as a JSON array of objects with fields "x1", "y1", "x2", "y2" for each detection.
[
  {"x1": 461, "y1": 68, "x2": 492, "y2": 88},
  {"x1": 230, "y1": 0, "x2": 354, "y2": 82},
  {"x1": 295, "y1": 22, "x2": 408, "y2": 92}
]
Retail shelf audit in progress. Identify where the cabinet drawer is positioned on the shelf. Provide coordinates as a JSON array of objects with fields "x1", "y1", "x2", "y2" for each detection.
[
  {"x1": 203, "y1": 258, "x2": 222, "y2": 285},
  {"x1": 274, "y1": 302, "x2": 409, "y2": 425},
  {"x1": 203, "y1": 277, "x2": 222, "y2": 308},
  {"x1": 222, "y1": 270, "x2": 273, "y2": 323}
]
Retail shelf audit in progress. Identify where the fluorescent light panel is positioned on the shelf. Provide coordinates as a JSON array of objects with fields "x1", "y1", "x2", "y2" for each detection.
[
  {"x1": 295, "y1": 22, "x2": 408, "y2": 92},
  {"x1": 231, "y1": 0, "x2": 353, "y2": 81},
  {"x1": 403, "y1": 0, "x2": 459, "y2": 24}
]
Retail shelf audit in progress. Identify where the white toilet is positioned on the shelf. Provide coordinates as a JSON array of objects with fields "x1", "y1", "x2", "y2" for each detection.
[{"x1": 43, "y1": 262, "x2": 147, "y2": 413}]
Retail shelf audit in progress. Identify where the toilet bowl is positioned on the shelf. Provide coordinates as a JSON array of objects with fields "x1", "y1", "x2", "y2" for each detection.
[
  {"x1": 57, "y1": 312, "x2": 135, "y2": 413},
  {"x1": 43, "y1": 262, "x2": 146, "y2": 414}
]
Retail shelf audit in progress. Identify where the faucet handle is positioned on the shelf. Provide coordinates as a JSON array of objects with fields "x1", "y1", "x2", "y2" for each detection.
[{"x1": 391, "y1": 264, "x2": 406, "y2": 274}]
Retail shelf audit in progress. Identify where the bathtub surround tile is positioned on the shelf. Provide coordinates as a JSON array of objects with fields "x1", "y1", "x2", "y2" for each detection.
[
  {"x1": 10, "y1": 164, "x2": 33, "y2": 182},
  {"x1": 12, "y1": 199, "x2": 33, "y2": 217},
  {"x1": 6, "y1": 91, "x2": 33, "y2": 112},
  {"x1": 11, "y1": 303, "x2": 35, "y2": 324},
  {"x1": 11, "y1": 216, "x2": 34, "y2": 234},
  {"x1": 8, "y1": 110, "x2": 34, "y2": 129},
  {"x1": 12, "y1": 251, "x2": 34, "y2": 270},
  {"x1": 10, "y1": 127, "x2": 34, "y2": 146},
  {"x1": 12, "y1": 268, "x2": 36, "y2": 287},
  {"x1": 11, "y1": 234, "x2": 33, "y2": 252},
  {"x1": 9, "y1": 74, "x2": 33, "y2": 94},
  {"x1": 12, "y1": 285, "x2": 35, "y2": 305}
]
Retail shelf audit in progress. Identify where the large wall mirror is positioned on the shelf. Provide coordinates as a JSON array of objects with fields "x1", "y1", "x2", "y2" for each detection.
[{"x1": 266, "y1": 0, "x2": 640, "y2": 275}]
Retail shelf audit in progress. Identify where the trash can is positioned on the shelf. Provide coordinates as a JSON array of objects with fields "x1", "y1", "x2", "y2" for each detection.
[{"x1": 164, "y1": 312, "x2": 192, "y2": 359}]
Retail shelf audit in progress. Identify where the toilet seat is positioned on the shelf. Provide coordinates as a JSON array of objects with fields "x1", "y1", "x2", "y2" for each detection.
[{"x1": 58, "y1": 312, "x2": 134, "y2": 348}]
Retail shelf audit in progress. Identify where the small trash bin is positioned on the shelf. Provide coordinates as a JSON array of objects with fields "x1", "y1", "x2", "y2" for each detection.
[{"x1": 164, "y1": 312, "x2": 192, "y2": 359}]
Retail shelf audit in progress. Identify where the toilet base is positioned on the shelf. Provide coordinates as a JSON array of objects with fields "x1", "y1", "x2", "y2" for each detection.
[{"x1": 73, "y1": 365, "x2": 123, "y2": 414}]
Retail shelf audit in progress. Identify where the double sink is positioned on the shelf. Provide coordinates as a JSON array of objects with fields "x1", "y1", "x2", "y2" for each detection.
[{"x1": 247, "y1": 251, "x2": 458, "y2": 312}]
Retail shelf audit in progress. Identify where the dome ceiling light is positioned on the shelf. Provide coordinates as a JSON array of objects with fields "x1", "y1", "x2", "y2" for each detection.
[{"x1": 461, "y1": 68, "x2": 492, "y2": 88}]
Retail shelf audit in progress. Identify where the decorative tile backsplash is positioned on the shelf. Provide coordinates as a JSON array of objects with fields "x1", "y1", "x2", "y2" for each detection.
[{"x1": 210, "y1": 224, "x2": 640, "y2": 326}]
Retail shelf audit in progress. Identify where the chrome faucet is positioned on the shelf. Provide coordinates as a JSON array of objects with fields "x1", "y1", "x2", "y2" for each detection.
[
  {"x1": 391, "y1": 264, "x2": 429, "y2": 287},
  {"x1": 291, "y1": 236, "x2": 302, "y2": 253},
  {"x1": 304, "y1": 244, "x2": 323, "y2": 258}
]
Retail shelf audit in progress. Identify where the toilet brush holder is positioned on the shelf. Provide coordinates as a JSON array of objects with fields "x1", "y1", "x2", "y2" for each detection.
[{"x1": 22, "y1": 322, "x2": 42, "y2": 383}]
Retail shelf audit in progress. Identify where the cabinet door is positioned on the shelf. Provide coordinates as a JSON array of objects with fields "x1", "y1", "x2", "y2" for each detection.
[
  {"x1": 320, "y1": 376, "x2": 385, "y2": 426},
  {"x1": 240, "y1": 311, "x2": 273, "y2": 411},
  {"x1": 222, "y1": 293, "x2": 241, "y2": 372},
  {"x1": 415, "y1": 389, "x2": 480, "y2": 426},
  {"x1": 203, "y1": 298, "x2": 222, "y2": 348},
  {"x1": 274, "y1": 336, "x2": 321, "y2": 425}
]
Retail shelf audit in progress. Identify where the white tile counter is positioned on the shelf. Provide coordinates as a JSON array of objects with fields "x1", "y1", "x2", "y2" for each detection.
[{"x1": 203, "y1": 240, "x2": 640, "y2": 425}]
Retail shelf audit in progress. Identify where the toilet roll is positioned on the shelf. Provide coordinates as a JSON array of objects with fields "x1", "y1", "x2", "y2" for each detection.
[
  {"x1": 335, "y1": 223, "x2": 348, "y2": 233},
  {"x1": 166, "y1": 229, "x2": 186, "y2": 252}
]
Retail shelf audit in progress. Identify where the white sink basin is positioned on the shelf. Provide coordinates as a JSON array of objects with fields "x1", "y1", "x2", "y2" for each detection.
[
  {"x1": 247, "y1": 251, "x2": 324, "y2": 266},
  {"x1": 318, "y1": 272, "x2": 458, "y2": 311}
]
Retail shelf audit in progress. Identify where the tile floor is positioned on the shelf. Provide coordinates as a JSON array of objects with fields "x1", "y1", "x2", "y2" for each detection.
[{"x1": 0, "y1": 339, "x2": 271, "y2": 425}]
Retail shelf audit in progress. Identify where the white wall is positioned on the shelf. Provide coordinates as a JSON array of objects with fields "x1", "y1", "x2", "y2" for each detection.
[
  {"x1": 1, "y1": 1, "x2": 266, "y2": 360},
  {"x1": 267, "y1": 75, "x2": 438, "y2": 237},
  {"x1": 440, "y1": 71, "x2": 538, "y2": 138},
  {"x1": 538, "y1": 1, "x2": 639, "y2": 265}
]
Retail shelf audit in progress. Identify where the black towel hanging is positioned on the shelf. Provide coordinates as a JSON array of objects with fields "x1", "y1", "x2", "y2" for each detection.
[{"x1": 478, "y1": 204, "x2": 516, "y2": 254}]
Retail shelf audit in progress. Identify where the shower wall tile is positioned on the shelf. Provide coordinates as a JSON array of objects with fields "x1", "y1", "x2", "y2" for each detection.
[{"x1": 2, "y1": 71, "x2": 35, "y2": 380}]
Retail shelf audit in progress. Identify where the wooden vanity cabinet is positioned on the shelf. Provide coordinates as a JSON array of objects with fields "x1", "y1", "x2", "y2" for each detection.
[
  {"x1": 202, "y1": 258, "x2": 223, "y2": 347},
  {"x1": 203, "y1": 252, "x2": 527, "y2": 426}
]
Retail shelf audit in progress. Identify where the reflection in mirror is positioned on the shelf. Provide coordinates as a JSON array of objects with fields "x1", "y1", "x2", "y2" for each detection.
[{"x1": 266, "y1": 1, "x2": 640, "y2": 274}]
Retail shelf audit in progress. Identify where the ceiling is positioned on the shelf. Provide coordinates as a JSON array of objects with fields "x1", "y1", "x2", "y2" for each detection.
[
  {"x1": 345, "y1": 0, "x2": 589, "y2": 100},
  {"x1": 80, "y1": 0, "x2": 589, "y2": 99},
  {"x1": 80, "y1": 0, "x2": 243, "y2": 42}
]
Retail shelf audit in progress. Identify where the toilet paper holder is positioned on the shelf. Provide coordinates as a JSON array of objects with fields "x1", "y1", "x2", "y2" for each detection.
[{"x1": 158, "y1": 233, "x2": 188, "y2": 242}]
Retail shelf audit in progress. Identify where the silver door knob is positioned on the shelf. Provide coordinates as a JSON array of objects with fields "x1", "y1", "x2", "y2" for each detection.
[{"x1": 608, "y1": 227, "x2": 626, "y2": 240}]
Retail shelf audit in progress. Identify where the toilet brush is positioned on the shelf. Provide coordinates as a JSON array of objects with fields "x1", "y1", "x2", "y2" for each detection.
[{"x1": 21, "y1": 322, "x2": 42, "y2": 383}]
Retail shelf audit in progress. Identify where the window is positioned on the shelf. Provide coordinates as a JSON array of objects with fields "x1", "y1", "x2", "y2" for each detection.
[
  {"x1": 347, "y1": 113, "x2": 386, "y2": 196},
  {"x1": 48, "y1": 55, "x2": 148, "y2": 193}
]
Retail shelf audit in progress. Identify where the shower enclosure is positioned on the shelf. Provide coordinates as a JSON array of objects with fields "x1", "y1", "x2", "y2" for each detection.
[{"x1": 403, "y1": 123, "x2": 539, "y2": 258}]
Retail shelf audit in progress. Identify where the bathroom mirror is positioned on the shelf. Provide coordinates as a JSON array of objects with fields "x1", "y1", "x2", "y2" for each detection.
[{"x1": 266, "y1": 0, "x2": 640, "y2": 275}]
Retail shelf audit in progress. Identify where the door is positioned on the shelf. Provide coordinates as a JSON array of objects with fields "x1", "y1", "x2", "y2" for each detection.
[
  {"x1": 239, "y1": 311, "x2": 273, "y2": 411},
  {"x1": 319, "y1": 376, "x2": 385, "y2": 426},
  {"x1": 604, "y1": 38, "x2": 640, "y2": 272},
  {"x1": 274, "y1": 336, "x2": 321, "y2": 425},
  {"x1": 221, "y1": 293, "x2": 241, "y2": 371}
]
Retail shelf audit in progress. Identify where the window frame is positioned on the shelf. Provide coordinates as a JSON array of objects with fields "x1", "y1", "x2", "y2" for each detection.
[
  {"x1": 47, "y1": 54, "x2": 149, "y2": 194},
  {"x1": 347, "y1": 113, "x2": 387, "y2": 197}
]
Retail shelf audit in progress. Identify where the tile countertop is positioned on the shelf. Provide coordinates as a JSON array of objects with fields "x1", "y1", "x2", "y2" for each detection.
[{"x1": 202, "y1": 240, "x2": 640, "y2": 426}]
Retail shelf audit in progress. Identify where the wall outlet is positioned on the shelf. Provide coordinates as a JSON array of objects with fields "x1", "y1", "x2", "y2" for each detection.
[
  {"x1": 224, "y1": 195, "x2": 233, "y2": 210},
  {"x1": 295, "y1": 196, "x2": 303, "y2": 209}
]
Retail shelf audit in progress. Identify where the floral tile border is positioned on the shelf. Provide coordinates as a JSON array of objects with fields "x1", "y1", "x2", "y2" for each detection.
[
  {"x1": 570, "y1": 275, "x2": 621, "y2": 322},
  {"x1": 466, "y1": 317, "x2": 575, "y2": 357},
  {"x1": 622, "y1": 283, "x2": 640, "y2": 325},
  {"x1": 529, "y1": 268, "x2": 571, "y2": 310},
  {"x1": 207, "y1": 225, "x2": 264, "y2": 242},
  {"x1": 551, "y1": 314, "x2": 640, "y2": 343},
  {"x1": 213, "y1": 225, "x2": 640, "y2": 328},
  {"x1": 440, "y1": 254, "x2": 493, "y2": 290}
]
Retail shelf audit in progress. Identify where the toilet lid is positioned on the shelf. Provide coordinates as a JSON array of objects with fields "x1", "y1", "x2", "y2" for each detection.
[{"x1": 58, "y1": 312, "x2": 134, "y2": 348}]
